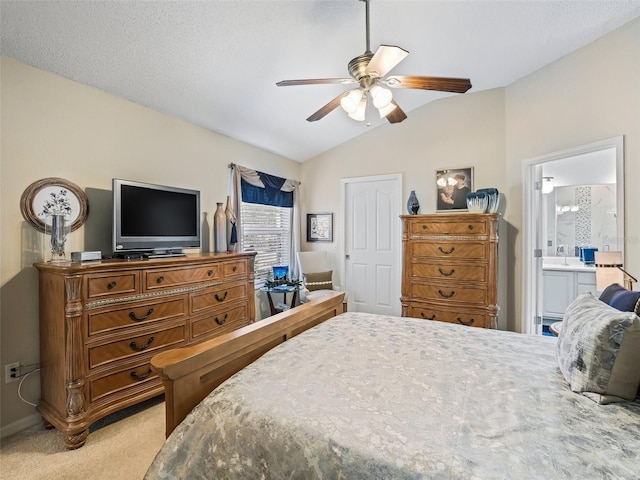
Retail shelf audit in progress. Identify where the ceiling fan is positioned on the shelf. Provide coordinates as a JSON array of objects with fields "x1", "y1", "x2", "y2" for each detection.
[{"x1": 276, "y1": 0, "x2": 472, "y2": 124}]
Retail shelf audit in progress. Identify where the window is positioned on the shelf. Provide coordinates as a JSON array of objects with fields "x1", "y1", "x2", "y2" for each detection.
[{"x1": 241, "y1": 202, "x2": 292, "y2": 286}]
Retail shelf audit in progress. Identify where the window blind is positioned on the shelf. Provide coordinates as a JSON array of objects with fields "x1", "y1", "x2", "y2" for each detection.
[{"x1": 241, "y1": 203, "x2": 292, "y2": 286}]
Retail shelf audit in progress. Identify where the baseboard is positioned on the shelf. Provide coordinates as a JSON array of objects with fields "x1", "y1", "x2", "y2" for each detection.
[{"x1": 0, "y1": 412, "x2": 41, "y2": 440}]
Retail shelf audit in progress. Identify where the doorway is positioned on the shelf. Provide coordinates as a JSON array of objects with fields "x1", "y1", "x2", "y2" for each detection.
[
  {"x1": 341, "y1": 173, "x2": 402, "y2": 316},
  {"x1": 522, "y1": 136, "x2": 624, "y2": 335}
]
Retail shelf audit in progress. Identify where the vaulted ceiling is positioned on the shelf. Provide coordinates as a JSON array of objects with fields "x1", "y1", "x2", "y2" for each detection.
[{"x1": 2, "y1": 1, "x2": 639, "y2": 162}]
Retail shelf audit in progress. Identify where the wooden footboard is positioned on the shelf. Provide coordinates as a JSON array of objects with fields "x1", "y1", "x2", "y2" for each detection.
[{"x1": 150, "y1": 291, "x2": 345, "y2": 437}]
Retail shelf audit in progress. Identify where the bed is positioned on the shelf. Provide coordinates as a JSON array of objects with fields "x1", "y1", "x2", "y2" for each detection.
[{"x1": 146, "y1": 290, "x2": 640, "y2": 479}]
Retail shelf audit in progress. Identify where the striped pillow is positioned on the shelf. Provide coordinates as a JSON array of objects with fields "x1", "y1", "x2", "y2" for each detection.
[{"x1": 304, "y1": 271, "x2": 333, "y2": 292}]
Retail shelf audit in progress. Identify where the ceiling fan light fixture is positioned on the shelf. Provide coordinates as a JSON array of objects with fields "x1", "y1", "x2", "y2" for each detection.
[
  {"x1": 340, "y1": 89, "x2": 363, "y2": 114},
  {"x1": 370, "y1": 85, "x2": 393, "y2": 109},
  {"x1": 377, "y1": 102, "x2": 397, "y2": 118},
  {"x1": 348, "y1": 96, "x2": 367, "y2": 121}
]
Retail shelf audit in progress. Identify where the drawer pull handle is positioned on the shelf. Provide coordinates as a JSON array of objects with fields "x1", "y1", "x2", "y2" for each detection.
[
  {"x1": 130, "y1": 336, "x2": 155, "y2": 351},
  {"x1": 215, "y1": 314, "x2": 228, "y2": 326},
  {"x1": 457, "y1": 317, "x2": 475, "y2": 326},
  {"x1": 129, "y1": 308, "x2": 154, "y2": 321},
  {"x1": 422, "y1": 225, "x2": 427, "y2": 230},
  {"x1": 215, "y1": 291, "x2": 228, "y2": 302},
  {"x1": 130, "y1": 369, "x2": 152, "y2": 381},
  {"x1": 438, "y1": 290, "x2": 455, "y2": 298},
  {"x1": 107, "y1": 281, "x2": 117, "y2": 289},
  {"x1": 156, "y1": 276, "x2": 165, "y2": 284},
  {"x1": 420, "y1": 312, "x2": 436, "y2": 320},
  {"x1": 232, "y1": 266, "x2": 237, "y2": 272},
  {"x1": 468, "y1": 225, "x2": 474, "y2": 230},
  {"x1": 438, "y1": 246, "x2": 455, "y2": 255},
  {"x1": 207, "y1": 270, "x2": 214, "y2": 276},
  {"x1": 438, "y1": 268, "x2": 455, "y2": 276}
]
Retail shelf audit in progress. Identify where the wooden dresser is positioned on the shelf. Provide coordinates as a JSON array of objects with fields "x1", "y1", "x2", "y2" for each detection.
[
  {"x1": 401, "y1": 213, "x2": 499, "y2": 328},
  {"x1": 34, "y1": 252, "x2": 255, "y2": 449}
]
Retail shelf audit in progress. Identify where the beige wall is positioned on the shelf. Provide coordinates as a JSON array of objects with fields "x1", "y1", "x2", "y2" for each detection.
[{"x1": 0, "y1": 57, "x2": 300, "y2": 433}]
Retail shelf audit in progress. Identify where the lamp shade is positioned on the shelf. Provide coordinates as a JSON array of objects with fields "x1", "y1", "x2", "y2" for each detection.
[
  {"x1": 377, "y1": 102, "x2": 397, "y2": 118},
  {"x1": 595, "y1": 251, "x2": 624, "y2": 291},
  {"x1": 340, "y1": 89, "x2": 363, "y2": 114},
  {"x1": 370, "y1": 85, "x2": 393, "y2": 109},
  {"x1": 348, "y1": 96, "x2": 367, "y2": 121}
]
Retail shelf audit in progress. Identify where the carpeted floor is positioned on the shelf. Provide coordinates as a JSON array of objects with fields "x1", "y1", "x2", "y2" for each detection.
[{"x1": 0, "y1": 396, "x2": 165, "y2": 480}]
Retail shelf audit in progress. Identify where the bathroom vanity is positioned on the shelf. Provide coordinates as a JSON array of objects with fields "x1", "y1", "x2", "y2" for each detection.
[{"x1": 542, "y1": 257, "x2": 597, "y2": 321}]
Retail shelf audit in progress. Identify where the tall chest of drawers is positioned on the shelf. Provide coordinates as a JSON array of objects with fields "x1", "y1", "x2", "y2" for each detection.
[
  {"x1": 401, "y1": 213, "x2": 499, "y2": 329},
  {"x1": 34, "y1": 252, "x2": 255, "y2": 449}
]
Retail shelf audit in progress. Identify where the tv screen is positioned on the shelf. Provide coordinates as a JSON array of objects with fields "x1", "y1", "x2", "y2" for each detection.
[{"x1": 112, "y1": 179, "x2": 201, "y2": 256}]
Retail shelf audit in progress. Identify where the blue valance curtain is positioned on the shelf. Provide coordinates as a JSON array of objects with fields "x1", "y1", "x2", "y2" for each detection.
[{"x1": 241, "y1": 171, "x2": 294, "y2": 208}]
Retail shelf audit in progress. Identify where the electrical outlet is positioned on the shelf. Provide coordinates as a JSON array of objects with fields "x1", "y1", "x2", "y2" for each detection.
[{"x1": 5, "y1": 362, "x2": 21, "y2": 384}]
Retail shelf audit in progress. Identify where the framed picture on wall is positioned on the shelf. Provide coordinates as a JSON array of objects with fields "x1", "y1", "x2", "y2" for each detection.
[
  {"x1": 436, "y1": 167, "x2": 473, "y2": 212},
  {"x1": 307, "y1": 213, "x2": 333, "y2": 242}
]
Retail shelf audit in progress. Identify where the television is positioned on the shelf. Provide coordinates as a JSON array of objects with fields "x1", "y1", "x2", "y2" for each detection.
[{"x1": 112, "y1": 178, "x2": 201, "y2": 257}]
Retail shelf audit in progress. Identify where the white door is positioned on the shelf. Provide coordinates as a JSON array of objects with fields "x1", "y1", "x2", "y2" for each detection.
[{"x1": 342, "y1": 174, "x2": 402, "y2": 316}]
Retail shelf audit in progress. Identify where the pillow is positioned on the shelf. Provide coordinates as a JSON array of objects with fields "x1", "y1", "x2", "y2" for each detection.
[
  {"x1": 598, "y1": 283, "x2": 626, "y2": 304},
  {"x1": 609, "y1": 289, "x2": 640, "y2": 315},
  {"x1": 557, "y1": 292, "x2": 640, "y2": 404},
  {"x1": 303, "y1": 270, "x2": 333, "y2": 292}
]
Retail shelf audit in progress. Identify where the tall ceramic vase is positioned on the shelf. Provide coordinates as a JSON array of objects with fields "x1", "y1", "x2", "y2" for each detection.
[{"x1": 214, "y1": 203, "x2": 226, "y2": 253}]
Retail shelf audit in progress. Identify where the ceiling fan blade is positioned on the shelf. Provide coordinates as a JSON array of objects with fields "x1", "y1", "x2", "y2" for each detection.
[
  {"x1": 365, "y1": 45, "x2": 409, "y2": 78},
  {"x1": 306, "y1": 92, "x2": 350, "y2": 122},
  {"x1": 384, "y1": 75, "x2": 472, "y2": 93},
  {"x1": 385, "y1": 101, "x2": 407, "y2": 124},
  {"x1": 277, "y1": 78, "x2": 356, "y2": 87}
]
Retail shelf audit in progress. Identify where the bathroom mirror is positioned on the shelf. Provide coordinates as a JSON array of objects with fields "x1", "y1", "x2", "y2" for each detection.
[{"x1": 541, "y1": 147, "x2": 618, "y2": 258}]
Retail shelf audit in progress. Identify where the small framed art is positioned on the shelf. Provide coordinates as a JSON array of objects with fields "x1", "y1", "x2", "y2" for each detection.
[
  {"x1": 436, "y1": 167, "x2": 473, "y2": 212},
  {"x1": 307, "y1": 213, "x2": 333, "y2": 242}
]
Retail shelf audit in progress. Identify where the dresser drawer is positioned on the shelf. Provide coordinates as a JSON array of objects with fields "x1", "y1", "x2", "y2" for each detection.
[
  {"x1": 411, "y1": 283, "x2": 487, "y2": 305},
  {"x1": 222, "y1": 260, "x2": 247, "y2": 279},
  {"x1": 191, "y1": 304, "x2": 250, "y2": 341},
  {"x1": 87, "y1": 297, "x2": 186, "y2": 336},
  {"x1": 409, "y1": 219, "x2": 487, "y2": 236},
  {"x1": 191, "y1": 283, "x2": 247, "y2": 315},
  {"x1": 87, "y1": 272, "x2": 140, "y2": 299},
  {"x1": 411, "y1": 242, "x2": 486, "y2": 260},
  {"x1": 87, "y1": 360, "x2": 161, "y2": 403},
  {"x1": 88, "y1": 323, "x2": 187, "y2": 370},
  {"x1": 144, "y1": 264, "x2": 220, "y2": 291},
  {"x1": 408, "y1": 303, "x2": 490, "y2": 328},
  {"x1": 410, "y1": 262, "x2": 487, "y2": 282}
]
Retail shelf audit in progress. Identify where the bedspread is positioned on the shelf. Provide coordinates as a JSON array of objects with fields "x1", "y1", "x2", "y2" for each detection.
[{"x1": 146, "y1": 312, "x2": 640, "y2": 479}]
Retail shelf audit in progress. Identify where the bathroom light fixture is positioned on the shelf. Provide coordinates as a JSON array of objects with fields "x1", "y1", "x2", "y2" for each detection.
[{"x1": 542, "y1": 177, "x2": 554, "y2": 194}]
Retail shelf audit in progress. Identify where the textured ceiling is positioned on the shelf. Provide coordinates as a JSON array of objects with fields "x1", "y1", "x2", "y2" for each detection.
[{"x1": 2, "y1": 0, "x2": 640, "y2": 162}]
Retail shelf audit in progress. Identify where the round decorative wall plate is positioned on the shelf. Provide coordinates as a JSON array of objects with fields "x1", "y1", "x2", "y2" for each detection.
[{"x1": 20, "y1": 177, "x2": 89, "y2": 233}]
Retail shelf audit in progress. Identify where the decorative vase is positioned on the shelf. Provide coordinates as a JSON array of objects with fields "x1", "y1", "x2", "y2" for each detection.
[
  {"x1": 201, "y1": 212, "x2": 210, "y2": 253},
  {"x1": 407, "y1": 190, "x2": 420, "y2": 215},
  {"x1": 214, "y1": 203, "x2": 226, "y2": 253},
  {"x1": 225, "y1": 196, "x2": 235, "y2": 252},
  {"x1": 45, "y1": 212, "x2": 71, "y2": 262}
]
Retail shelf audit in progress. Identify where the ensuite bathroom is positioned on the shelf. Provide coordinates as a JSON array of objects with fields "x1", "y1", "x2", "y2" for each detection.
[{"x1": 540, "y1": 147, "x2": 618, "y2": 331}]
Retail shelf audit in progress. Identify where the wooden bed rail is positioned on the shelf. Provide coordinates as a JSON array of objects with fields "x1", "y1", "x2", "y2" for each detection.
[{"x1": 150, "y1": 291, "x2": 346, "y2": 437}]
